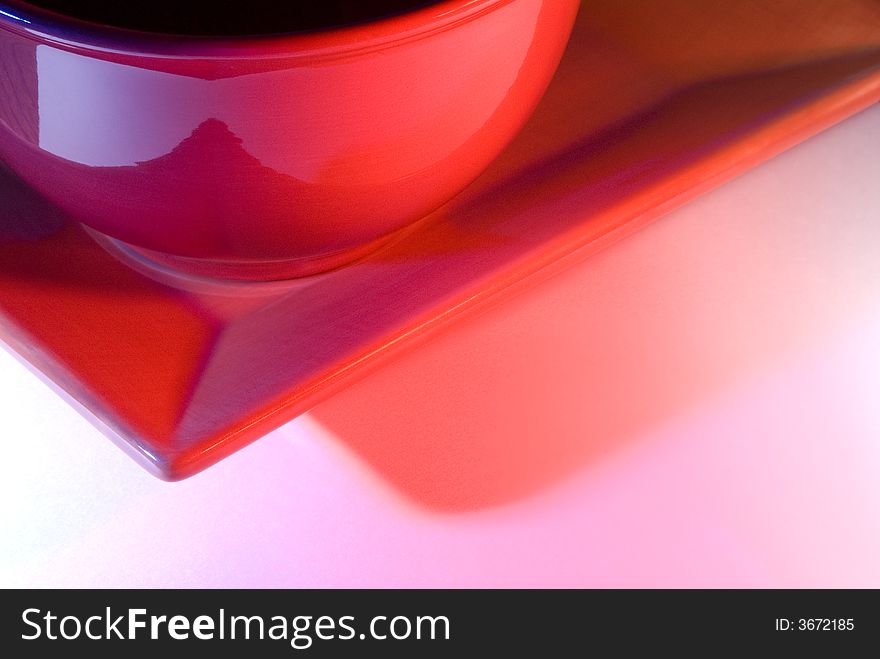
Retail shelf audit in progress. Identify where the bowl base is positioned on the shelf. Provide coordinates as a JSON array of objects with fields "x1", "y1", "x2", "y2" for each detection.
[{"x1": 84, "y1": 229, "x2": 394, "y2": 282}]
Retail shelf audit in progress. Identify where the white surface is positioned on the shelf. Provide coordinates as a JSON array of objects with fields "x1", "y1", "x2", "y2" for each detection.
[{"x1": 1, "y1": 104, "x2": 879, "y2": 588}]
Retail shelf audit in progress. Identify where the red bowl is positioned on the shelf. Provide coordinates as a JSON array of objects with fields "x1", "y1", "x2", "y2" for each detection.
[{"x1": 0, "y1": 0, "x2": 579, "y2": 279}]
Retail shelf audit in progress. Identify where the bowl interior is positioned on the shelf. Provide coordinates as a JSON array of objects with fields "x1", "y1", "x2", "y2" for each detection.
[{"x1": 2, "y1": 0, "x2": 453, "y2": 37}]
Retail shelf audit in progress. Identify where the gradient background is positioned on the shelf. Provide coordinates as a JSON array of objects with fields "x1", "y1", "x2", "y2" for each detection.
[{"x1": 2, "y1": 100, "x2": 879, "y2": 588}]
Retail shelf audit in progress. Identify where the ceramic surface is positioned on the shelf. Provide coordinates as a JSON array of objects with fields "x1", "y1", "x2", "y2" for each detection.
[
  {"x1": 1, "y1": 1, "x2": 879, "y2": 478},
  {"x1": 0, "y1": 0, "x2": 579, "y2": 278}
]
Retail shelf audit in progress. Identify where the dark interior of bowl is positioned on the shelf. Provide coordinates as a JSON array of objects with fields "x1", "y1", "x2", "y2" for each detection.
[{"x1": 10, "y1": 0, "x2": 447, "y2": 36}]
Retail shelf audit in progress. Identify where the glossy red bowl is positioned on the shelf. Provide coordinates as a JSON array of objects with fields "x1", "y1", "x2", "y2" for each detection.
[{"x1": 0, "y1": 0, "x2": 579, "y2": 279}]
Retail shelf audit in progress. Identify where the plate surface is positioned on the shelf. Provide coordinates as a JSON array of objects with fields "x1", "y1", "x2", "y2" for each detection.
[{"x1": 2, "y1": 1, "x2": 880, "y2": 479}]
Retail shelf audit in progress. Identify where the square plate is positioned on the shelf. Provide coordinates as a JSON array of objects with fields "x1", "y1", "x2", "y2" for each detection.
[{"x1": 2, "y1": 1, "x2": 880, "y2": 479}]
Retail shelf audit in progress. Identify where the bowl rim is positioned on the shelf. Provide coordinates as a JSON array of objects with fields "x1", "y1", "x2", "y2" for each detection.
[{"x1": 0, "y1": 0, "x2": 515, "y2": 60}]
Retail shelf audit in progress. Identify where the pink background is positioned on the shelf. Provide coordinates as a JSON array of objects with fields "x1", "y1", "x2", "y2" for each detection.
[{"x1": 2, "y1": 104, "x2": 879, "y2": 588}]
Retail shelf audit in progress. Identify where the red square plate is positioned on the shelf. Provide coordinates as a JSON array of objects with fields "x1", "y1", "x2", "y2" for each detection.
[{"x1": 2, "y1": 1, "x2": 879, "y2": 479}]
